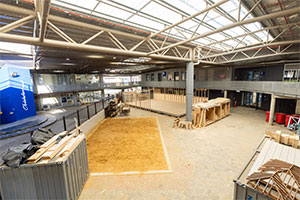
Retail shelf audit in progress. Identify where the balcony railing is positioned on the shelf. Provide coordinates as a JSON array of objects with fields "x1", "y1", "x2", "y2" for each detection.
[
  {"x1": 34, "y1": 82, "x2": 141, "y2": 94},
  {"x1": 103, "y1": 81, "x2": 141, "y2": 88},
  {"x1": 141, "y1": 80, "x2": 300, "y2": 98}
]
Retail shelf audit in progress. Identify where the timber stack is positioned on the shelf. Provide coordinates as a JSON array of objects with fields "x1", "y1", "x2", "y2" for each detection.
[{"x1": 192, "y1": 98, "x2": 230, "y2": 128}]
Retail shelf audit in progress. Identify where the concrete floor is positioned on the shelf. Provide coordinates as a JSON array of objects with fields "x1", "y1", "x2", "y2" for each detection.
[{"x1": 80, "y1": 106, "x2": 273, "y2": 199}]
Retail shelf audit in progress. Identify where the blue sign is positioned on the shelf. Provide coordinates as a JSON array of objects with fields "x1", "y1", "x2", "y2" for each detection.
[{"x1": 0, "y1": 64, "x2": 36, "y2": 124}]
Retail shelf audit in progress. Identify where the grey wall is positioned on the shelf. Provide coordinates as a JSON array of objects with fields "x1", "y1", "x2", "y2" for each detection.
[
  {"x1": 233, "y1": 65, "x2": 284, "y2": 81},
  {"x1": 142, "y1": 66, "x2": 233, "y2": 83}
]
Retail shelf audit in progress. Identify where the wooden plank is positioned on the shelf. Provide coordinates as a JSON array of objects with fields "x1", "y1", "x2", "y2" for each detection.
[
  {"x1": 55, "y1": 135, "x2": 85, "y2": 162},
  {"x1": 27, "y1": 131, "x2": 68, "y2": 162},
  {"x1": 41, "y1": 135, "x2": 74, "y2": 160}
]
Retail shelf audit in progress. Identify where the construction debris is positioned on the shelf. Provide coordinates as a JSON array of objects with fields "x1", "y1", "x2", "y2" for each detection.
[
  {"x1": 265, "y1": 130, "x2": 299, "y2": 148},
  {"x1": 120, "y1": 103, "x2": 130, "y2": 116},
  {"x1": 105, "y1": 99, "x2": 120, "y2": 117},
  {"x1": 247, "y1": 159, "x2": 300, "y2": 200},
  {"x1": 172, "y1": 118, "x2": 193, "y2": 130},
  {"x1": 192, "y1": 98, "x2": 230, "y2": 128}
]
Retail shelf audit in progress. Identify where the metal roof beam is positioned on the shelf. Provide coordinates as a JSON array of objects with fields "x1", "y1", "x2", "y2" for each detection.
[
  {"x1": 148, "y1": 7, "x2": 300, "y2": 54},
  {"x1": 0, "y1": 15, "x2": 35, "y2": 33},
  {"x1": 37, "y1": 0, "x2": 51, "y2": 42},
  {"x1": 0, "y1": 32, "x2": 191, "y2": 62},
  {"x1": 202, "y1": 40, "x2": 300, "y2": 59},
  {"x1": 0, "y1": 2, "x2": 190, "y2": 51}
]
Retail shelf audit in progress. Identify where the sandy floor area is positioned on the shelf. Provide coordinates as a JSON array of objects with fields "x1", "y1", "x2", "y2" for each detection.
[
  {"x1": 80, "y1": 107, "x2": 275, "y2": 199},
  {"x1": 87, "y1": 117, "x2": 168, "y2": 173}
]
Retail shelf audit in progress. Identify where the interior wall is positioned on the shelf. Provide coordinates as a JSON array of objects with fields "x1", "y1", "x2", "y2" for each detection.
[
  {"x1": 275, "y1": 99, "x2": 297, "y2": 115},
  {"x1": 233, "y1": 65, "x2": 284, "y2": 81}
]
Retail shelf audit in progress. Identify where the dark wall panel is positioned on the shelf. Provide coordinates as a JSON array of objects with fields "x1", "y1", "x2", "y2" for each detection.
[{"x1": 233, "y1": 65, "x2": 284, "y2": 81}]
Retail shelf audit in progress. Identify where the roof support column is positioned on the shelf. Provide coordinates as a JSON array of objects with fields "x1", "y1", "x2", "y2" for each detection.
[
  {"x1": 186, "y1": 61, "x2": 194, "y2": 122},
  {"x1": 224, "y1": 90, "x2": 228, "y2": 98},
  {"x1": 269, "y1": 93, "x2": 276, "y2": 125}
]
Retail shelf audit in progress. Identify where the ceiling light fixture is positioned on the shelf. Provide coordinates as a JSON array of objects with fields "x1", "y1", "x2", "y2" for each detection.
[{"x1": 86, "y1": 55, "x2": 105, "y2": 59}]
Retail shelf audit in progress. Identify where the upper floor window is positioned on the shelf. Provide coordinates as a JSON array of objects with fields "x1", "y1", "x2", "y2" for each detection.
[
  {"x1": 181, "y1": 72, "x2": 186, "y2": 81},
  {"x1": 158, "y1": 73, "x2": 162, "y2": 81},
  {"x1": 146, "y1": 74, "x2": 150, "y2": 81},
  {"x1": 167, "y1": 72, "x2": 173, "y2": 81},
  {"x1": 151, "y1": 73, "x2": 155, "y2": 81},
  {"x1": 174, "y1": 72, "x2": 180, "y2": 81}
]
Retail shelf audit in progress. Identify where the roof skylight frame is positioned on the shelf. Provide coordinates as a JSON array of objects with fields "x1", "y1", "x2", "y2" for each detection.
[{"x1": 51, "y1": 0, "x2": 273, "y2": 53}]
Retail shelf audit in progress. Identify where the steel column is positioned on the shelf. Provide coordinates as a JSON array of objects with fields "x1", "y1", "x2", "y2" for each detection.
[
  {"x1": 186, "y1": 61, "x2": 194, "y2": 122},
  {"x1": 38, "y1": 0, "x2": 51, "y2": 42},
  {"x1": 269, "y1": 93, "x2": 276, "y2": 125}
]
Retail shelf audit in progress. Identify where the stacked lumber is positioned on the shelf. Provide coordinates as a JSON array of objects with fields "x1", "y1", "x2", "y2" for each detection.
[
  {"x1": 27, "y1": 131, "x2": 85, "y2": 164},
  {"x1": 247, "y1": 159, "x2": 300, "y2": 200},
  {"x1": 265, "y1": 129, "x2": 299, "y2": 148},
  {"x1": 172, "y1": 118, "x2": 193, "y2": 130},
  {"x1": 105, "y1": 99, "x2": 120, "y2": 117},
  {"x1": 192, "y1": 98, "x2": 230, "y2": 128}
]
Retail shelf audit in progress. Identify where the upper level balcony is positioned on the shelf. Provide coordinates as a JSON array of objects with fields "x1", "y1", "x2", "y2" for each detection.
[{"x1": 34, "y1": 82, "x2": 141, "y2": 94}]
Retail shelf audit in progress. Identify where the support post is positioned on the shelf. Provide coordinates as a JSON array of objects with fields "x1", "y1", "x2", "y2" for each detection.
[
  {"x1": 269, "y1": 93, "x2": 276, "y2": 125},
  {"x1": 186, "y1": 61, "x2": 194, "y2": 122},
  {"x1": 224, "y1": 90, "x2": 228, "y2": 98},
  {"x1": 77, "y1": 110, "x2": 80, "y2": 126},
  {"x1": 63, "y1": 116, "x2": 67, "y2": 131},
  {"x1": 87, "y1": 106, "x2": 90, "y2": 119}
]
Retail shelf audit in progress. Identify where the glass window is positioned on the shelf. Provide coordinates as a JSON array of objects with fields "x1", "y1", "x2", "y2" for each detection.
[
  {"x1": 146, "y1": 74, "x2": 150, "y2": 81},
  {"x1": 283, "y1": 70, "x2": 299, "y2": 82},
  {"x1": 167, "y1": 72, "x2": 173, "y2": 81},
  {"x1": 151, "y1": 73, "x2": 155, "y2": 81},
  {"x1": 181, "y1": 72, "x2": 186, "y2": 81},
  {"x1": 174, "y1": 72, "x2": 180, "y2": 81},
  {"x1": 158, "y1": 73, "x2": 162, "y2": 81}
]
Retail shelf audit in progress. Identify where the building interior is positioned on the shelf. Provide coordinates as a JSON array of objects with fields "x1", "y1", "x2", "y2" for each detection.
[{"x1": 0, "y1": 0, "x2": 300, "y2": 199}]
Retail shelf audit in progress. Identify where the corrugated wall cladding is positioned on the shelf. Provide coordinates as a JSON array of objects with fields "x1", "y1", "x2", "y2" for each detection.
[{"x1": 0, "y1": 139, "x2": 89, "y2": 200}]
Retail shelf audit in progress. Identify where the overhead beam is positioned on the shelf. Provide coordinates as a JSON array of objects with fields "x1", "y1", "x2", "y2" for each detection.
[
  {"x1": 204, "y1": 21, "x2": 300, "y2": 48},
  {"x1": 201, "y1": 40, "x2": 300, "y2": 59},
  {"x1": 148, "y1": 0, "x2": 228, "y2": 39},
  {"x1": 149, "y1": 7, "x2": 300, "y2": 54},
  {"x1": 38, "y1": 0, "x2": 51, "y2": 42},
  {"x1": 0, "y1": 15, "x2": 35, "y2": 33},
  {"x1": 0, "y1": 32, "x2": 191, "y2": 62},
  {"x1": 0, "y1": 2, "x2": 190, "y2": 50}
]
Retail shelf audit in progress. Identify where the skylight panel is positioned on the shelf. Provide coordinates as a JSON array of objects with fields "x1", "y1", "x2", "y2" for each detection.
[
  {"x1": 194, "y1": 38, "x2": 211, "y2": 45},
  {"x1": 141, "y1": 1, "x2": 182, "y2": 24},
  {"x1": 52, "y1": 0, "x2": 98, "y2": 10},
  {"x1": 120, "y1": 0, "x2": 151, "y2": 10},
  {"x1": 71, "y1": 0, "x2": 98, "y2": 10},
  {"x1": 219, "y1": 1, "x2": 237, "y2": 12},
  {"x1": 180, "y1": 20, "x2": 199, "y2": 30},
  {"x1": 171, "y1": 0, "x2": 206, "y2": 14},
  {"x1": 95, "y1": 3, "x2": 132, "y2": 20},
  {"x1": 209, "y1": 33, "x2": 226, "y2": 41},
  {"x1": 52, "y1": 1, "x2": 91, "y2": 13},
  {"x1": 128, "y1": 15, "x2": 164, "y2": 31}
]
